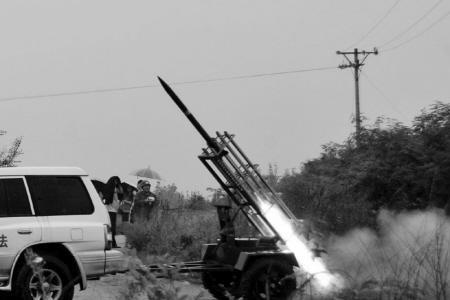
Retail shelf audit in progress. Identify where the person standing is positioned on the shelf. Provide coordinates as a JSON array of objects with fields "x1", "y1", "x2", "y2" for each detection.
[
  {"x1": 131, "y1": 180, "x2": 157, "y2": 222},
  {"x1": 119, "y1": 184, "x2": 136, "y2": 223},
  {"x1": 104, "y1": 176, "x2": 123, "y2": 248}
]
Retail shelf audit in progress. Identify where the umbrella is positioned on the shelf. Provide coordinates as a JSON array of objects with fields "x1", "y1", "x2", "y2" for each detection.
[
  {"x1": 120, "y1": 174, "x2": 161, "y2": 192},
  {"x1": 120, "y1": 175, "x2": 141, "y2": 189},
  {"x1": 130, "y1": 166, "x2": 162, "y2": 180},
  {"x1": 91, "y1": 179, "x2": 106, "y2": 193}
]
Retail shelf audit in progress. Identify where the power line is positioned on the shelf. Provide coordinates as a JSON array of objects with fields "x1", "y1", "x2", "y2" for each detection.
[
  {"x1": 379, "y1": 0, "x2": 444, "y2": 49},
  {"x1": 345, "y1": 0, "x2": 401, "y2": 50},
  {"x1": 0, "y1": 66, "x2": 336, "y2": 103},
  {"x1": 382, "y1": 9, "x2": 450, "y2": 52},
  {"x1": 360, "y1": 71, "x2": 406, "y2": 119},
  {"x1": 0, "y1": 84, "x2": 158, "y2": 103},
  {"x1": 171, "y1": 66, "x2": 337, "y2": 85}
]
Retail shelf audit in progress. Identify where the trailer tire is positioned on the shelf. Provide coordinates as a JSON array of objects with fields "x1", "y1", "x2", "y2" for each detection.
[
  {"x1": 240, "y1": 258, "x2": 296, "y2": 300},
  {"x1": 202, "y1": 271, "x2": 234, "y2": 300}
]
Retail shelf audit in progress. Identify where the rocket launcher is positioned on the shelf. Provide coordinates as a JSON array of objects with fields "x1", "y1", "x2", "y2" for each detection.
[{"x1": 158, "y1": 77, "x2": 299, "y2": 242}]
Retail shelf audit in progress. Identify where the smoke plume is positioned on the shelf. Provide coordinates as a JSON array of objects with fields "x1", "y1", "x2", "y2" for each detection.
[{"x1": 325, "y1": 209, "x2": 450, "y2": 299}]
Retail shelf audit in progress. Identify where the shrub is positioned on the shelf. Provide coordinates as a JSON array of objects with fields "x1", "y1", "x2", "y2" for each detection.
[{"x1": 121, "y1": 208, "x2": 218, "y2": 261}]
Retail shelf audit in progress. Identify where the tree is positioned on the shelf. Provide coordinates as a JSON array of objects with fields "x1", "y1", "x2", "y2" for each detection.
[
  {"x1": 185, "y1": 192, "x2": 210, "y2": 210},
  {"x1": 264, "y1": 163, "x2": 280, "y2": 190},
  {"x1": 412, "y1": 102, "x2": 450, "y2": 209},
  {"x1": 0, "y1": 132, "x2": 23, "y2": 167},
  {"x1": 278, "y1": 102, "x2": 450, "y2": 234},
  {"x1": 153, "y1": 183, "x2": 184, "y2": 209}
]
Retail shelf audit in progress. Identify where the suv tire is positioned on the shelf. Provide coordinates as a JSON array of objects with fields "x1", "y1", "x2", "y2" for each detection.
[
  {"x1": 15, "y1": 254, "x2": 75, "y2": 300},
  {"x1": 240, "y1": 258, "x2": 296, "y2": 300}
]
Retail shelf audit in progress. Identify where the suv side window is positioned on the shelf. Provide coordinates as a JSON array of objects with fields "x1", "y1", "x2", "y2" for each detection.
[
  {"x1": 26, "y1": 176, "x2": 94, "y2": 216},
  {"x1": 0, "y1": 178, "x2": 32, "y2": 217}
]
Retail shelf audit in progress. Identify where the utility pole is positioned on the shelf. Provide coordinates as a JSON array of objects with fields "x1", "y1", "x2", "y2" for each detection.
[{"x1": 336, "y1": 48, "x2": 378, "y2": 143}]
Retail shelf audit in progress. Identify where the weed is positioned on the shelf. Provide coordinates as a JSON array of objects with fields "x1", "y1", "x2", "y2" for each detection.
[
  {"x1": 121, "y1": 208, "x2": 218, "y2": 261},
  {"x1": 120, "y1": 253, "x2": 207, "y2": 300}
]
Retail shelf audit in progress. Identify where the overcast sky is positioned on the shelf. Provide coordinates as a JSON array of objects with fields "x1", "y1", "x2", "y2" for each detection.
[{"x1": 0, "y1": 0, "x2": 449, "y2": 192}]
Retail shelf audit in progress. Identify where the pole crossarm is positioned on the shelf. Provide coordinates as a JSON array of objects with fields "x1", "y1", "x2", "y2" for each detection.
[{"x1": 338, "y1": 53, "x2": 354, "y2": 68}]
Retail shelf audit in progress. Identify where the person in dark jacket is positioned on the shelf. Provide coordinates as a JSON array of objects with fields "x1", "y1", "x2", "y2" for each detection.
[
  {"x1": 104, "y1": 176, "x2": 123, "y2": 247},
  {"x1": 131, "y1": 180, "x2": 157, "y2": 222}
]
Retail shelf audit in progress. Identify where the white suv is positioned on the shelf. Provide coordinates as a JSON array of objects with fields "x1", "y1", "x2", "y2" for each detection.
[{"x1": 0, "y1": 167, "x2": 126, "y2": 300}]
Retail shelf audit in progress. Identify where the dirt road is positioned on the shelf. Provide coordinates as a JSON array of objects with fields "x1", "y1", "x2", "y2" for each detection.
[{"x1": 74, "y1": 274, "x2": 213, "y2": 300}]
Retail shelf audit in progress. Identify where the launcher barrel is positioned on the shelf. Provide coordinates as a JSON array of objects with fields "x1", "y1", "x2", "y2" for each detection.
[{"x1": 157, "y1": 77, "x2": 220, "y2": 152}]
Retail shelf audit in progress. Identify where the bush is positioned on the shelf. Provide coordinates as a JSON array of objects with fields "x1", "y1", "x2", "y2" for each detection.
[
  {"x1": 121, "y1": 208, "x2": 218, "y2": 261},
  {"x1": 278, "y1": 103, "x2": 450, "y2": 234},
  {"x1": 185, "y1": 192, "x2": 211, "y2": 210}
]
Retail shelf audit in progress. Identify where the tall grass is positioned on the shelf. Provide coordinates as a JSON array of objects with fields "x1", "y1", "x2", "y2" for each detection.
[
  {"x1": 121, "y1": 206, "x2": 259, "y2": 262},
  {"x1": 121, "y1": 208, "x2": 218, "y2": 262}
]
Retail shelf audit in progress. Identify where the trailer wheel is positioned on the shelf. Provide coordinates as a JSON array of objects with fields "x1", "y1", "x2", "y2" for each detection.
[
  {"x1": 240, "y1": 258, "x2": 296, "y2": 300},
  {"x1": 202, "y1": 271, "x2": 235, "y2": 300}
]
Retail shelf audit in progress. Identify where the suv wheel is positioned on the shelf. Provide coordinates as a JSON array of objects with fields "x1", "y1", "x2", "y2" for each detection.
[{"x1": 15, "y1": 254, "x2": 74, "y2": 300}]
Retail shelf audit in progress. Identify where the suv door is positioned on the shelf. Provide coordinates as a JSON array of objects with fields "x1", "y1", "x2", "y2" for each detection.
[
  {"x1": 0, "y1": 177, "x2": 42, "y2": 283},
  {"x1": 26, "y1": 176, "x2": 107, "y2": 277}
]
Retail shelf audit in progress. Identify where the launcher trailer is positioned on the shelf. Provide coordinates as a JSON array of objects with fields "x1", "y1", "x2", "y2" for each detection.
[{"x1": 156, "y1": 77, "x2": 322, "y2": 300}]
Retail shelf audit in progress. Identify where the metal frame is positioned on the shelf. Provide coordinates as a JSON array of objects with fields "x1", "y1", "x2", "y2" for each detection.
[{"x1": 148, "y1": 261, "x2": 233, "y2": 275}]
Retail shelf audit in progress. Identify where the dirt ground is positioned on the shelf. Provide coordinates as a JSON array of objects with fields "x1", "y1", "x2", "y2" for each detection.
[{"x1": 74, "y1": 273, "x2": 214, "y2": 300}]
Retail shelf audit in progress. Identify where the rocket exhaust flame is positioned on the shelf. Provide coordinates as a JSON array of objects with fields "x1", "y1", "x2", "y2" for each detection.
[{"x1": 256, "y1": 195, "x2": 342, "y2": 291}]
